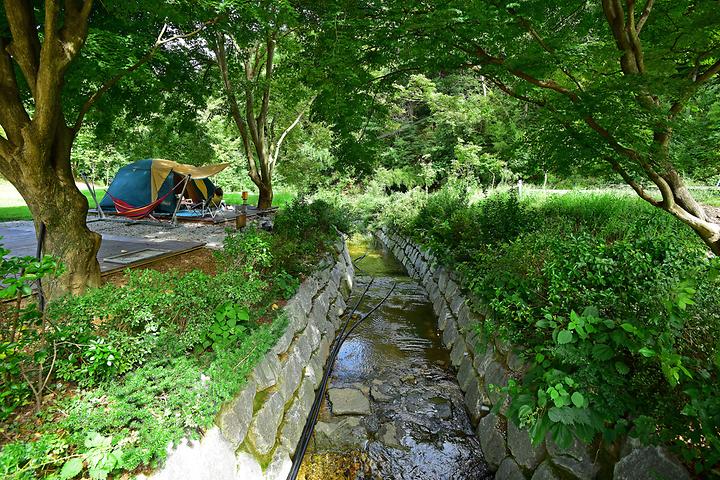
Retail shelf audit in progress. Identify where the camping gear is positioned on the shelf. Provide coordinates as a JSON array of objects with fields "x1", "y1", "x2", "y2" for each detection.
[
  {"x1": 99, "y1": 159, "x2": 229, "y2": 215},
  {"x1": 108, "y1": 176, "x2": 188, "y2": 220}
]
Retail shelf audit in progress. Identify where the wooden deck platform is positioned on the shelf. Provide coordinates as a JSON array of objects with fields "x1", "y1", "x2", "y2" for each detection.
[{"x1": 0, "y1": 224, "x2": 204, "y2": 274}]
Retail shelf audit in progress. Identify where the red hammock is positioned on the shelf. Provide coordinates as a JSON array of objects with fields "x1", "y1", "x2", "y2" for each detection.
[{"x1": 108, "y1": 187, "x2": 178, "y2": 220}]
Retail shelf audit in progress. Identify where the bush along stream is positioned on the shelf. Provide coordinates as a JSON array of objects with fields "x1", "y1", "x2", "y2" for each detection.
[
  {"x1": 361, "y1": 187, "x2": 720, "y2": 479},
  {"x1": 298, "y1": 235, "x2": 490, "y2": 480},
  {"x1": 0, "y1": 199, "x2": 352, "y2": 480}
]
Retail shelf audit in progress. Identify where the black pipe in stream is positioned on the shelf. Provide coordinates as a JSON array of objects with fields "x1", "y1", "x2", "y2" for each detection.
[{"x1": 285, "y1": 255, "x2": 396, "y2": 480}]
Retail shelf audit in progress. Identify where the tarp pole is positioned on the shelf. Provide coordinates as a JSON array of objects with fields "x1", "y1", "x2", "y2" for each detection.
[
  {"x1": 171, "y1": 175, "x2": 191, "y2": 225},
  {"x1": 80, "y1": 172, "x2": 105, "y2": 219}
]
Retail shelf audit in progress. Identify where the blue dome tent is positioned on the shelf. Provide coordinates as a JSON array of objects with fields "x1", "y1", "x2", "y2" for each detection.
[{"x1": 99, "y1": 159, "x2": 229, "y2": 214}]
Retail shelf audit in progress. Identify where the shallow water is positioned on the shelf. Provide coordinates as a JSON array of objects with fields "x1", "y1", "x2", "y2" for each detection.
[{"x1": 298, "y1": 235, "x2": 490, "y2": 480}]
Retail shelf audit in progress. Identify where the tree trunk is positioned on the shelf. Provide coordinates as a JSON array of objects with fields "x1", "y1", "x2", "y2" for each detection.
[
  {"x1": 257, "y1": 182, "x2": 273, "y2": 209},
  {"x1": 9, "y1": 128, "x2": 101, "y2": 299}
]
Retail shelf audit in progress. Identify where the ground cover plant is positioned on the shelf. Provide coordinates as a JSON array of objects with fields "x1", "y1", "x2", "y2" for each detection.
[
  {"x1": 0, "y1": 199, "x2": 345, "y2": 479},
  {"x1": 376, "y1": 186, "x2": 720, "y2": 475}
]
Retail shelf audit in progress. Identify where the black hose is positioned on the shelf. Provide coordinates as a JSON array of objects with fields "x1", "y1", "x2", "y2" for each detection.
[{"x1": 286, "y1": 277, "x2": 396, "y2": 480}]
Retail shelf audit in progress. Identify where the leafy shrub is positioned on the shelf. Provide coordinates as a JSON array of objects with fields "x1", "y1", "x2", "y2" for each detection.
[
  {"x1": 380, "y1": 189, "x2": 720, "y2": 473},
  {"x1": 0, "y1": 247, "x2": 62, "y2": 420},
  {"x1": 271, "y1": 198, "x2": 349, "y2": 275}
]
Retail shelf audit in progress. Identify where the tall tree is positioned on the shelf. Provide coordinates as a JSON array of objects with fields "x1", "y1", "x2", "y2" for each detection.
[
  {"x1": 0, "y1": 1, "x2": 211, "y2": 297},
  {"x1": 308, "y1": 0, "x2": 720, "y2": 253},
  {"x1": 211, "y1": 1, "x2": 314, "y2": 209}
]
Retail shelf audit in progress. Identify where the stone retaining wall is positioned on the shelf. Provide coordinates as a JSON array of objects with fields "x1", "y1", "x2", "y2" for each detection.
[
  {"x1": 377, "y1": 229, "x2": 690, "y2": 480},
  {"x1": 143, "y1": 239, "x2": 354, "y2": 480}
]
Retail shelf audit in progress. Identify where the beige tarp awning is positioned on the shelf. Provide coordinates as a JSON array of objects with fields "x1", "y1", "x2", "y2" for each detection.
[{"x1": 150, "y1": 159, "x2": 229, "y2": 201}]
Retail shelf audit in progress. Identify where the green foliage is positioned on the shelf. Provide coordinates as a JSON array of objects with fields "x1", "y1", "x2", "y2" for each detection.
[
  {"x1": 380, "y1": 188, "x2": 720, "y2": 472},
  {"x1": 0, "y1": 199, "x2": 341, "y2": 479},
  {"x1": 271, "y1": 198, "x2": 350, "y2": 275},
  {"x1": 0, "y1": 247, "x2": 63, "y2": 421},
  {"x1": 197, "y1": 303, "x2": 253, "y2": 353}
]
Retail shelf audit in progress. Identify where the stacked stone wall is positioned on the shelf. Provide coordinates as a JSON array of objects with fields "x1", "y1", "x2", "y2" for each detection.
[
  {"x1": 377, "y1": 229, "x2": 689, "y2": 480},
  {"x1": 143, "y1": 239, "x2": 355, "y2": 480}
]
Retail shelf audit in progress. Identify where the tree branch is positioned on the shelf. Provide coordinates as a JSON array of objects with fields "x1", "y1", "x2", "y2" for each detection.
[
  {"x1": 258, "y1": 33, "x2": 275, "y2": 135},
  {"x1": 473, "y1": 47, "x2": 579, "y2": 101},
  {"x1": 0, "y1": 37, "x2": 30, "y2": 144},
  {"x1": 3, "y1": 0, "x2": 41, "y2": 97},
  {"x1": 487, "y1": 77, "x2": 546, "y2": 107},
  {"x1": 214, "y1": 33, "x2": 260, "y2": 184},
  {"x1": 606, "y1": 156, "x2": 661, "y2": 206},
  {"x1": 515, "y1": 16, "x2": 584, "y2": 91},
  {"x1": 72, "y1": 17, "x2": 218, "y2": 132},
  {"x1": 695, "y1": 58, "x2": 720, "y2": 84},
  {"x1": 270, "y1": 95, "x2": 316, "y2": 169},
  {"x1": 636, "y1": 0, "x2": 654, "y2": 33}
]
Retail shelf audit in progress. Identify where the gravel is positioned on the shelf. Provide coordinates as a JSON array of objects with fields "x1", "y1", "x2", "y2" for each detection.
[
  {"x1": 87, "y1": 219, "x2": 230, "y2": 248},
  {"x1": 3, "y1": 218, "x2": 239, "y2": 249}
]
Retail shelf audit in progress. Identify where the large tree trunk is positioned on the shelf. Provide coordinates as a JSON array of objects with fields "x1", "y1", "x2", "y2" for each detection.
[
  {"x1": 257, "y1": 182, "x2": 273, "y2": 209},
  {"x1": 9, "y1": 127, "x2": 101, "y2": 298}
]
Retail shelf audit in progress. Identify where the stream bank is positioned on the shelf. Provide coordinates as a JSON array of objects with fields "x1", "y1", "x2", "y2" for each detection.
[{"x1": 298, "y1": 235, "x2": 490, "y2": 480}]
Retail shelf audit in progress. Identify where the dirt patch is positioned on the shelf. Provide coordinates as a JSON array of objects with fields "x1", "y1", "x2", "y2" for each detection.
[{"x1": 103, "y1": 248, "x2": 217, "y2": 286}]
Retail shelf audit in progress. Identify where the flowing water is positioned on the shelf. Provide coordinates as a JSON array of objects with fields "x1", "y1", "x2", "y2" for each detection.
[{"x1": 298, "y1": 236, "x2": 490, "y2": 480}]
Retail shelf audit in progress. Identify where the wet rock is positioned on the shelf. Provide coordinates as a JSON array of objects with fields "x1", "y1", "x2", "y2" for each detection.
[
  {"x1": 484, "y1": 361, "x2": 509, "y2": 404},
  {"x1": 614, "y1": 446, "x2": 689, "y2": 480},
  {"x1": 477, "y1": 413, "x2": 507, "y2": 470},
  {"x1": 464, "y1": 374, "x2": 491, "y2": 423},
  {"x1": 379, "y1": 422, "x2": 403, "y2": 449},
  {"x1": 328, "y1": 388, "x2": 371, "y2": 415},
  {"x1": 430, "y1": 397, "x2": 452, "y2": 420},
  {"x1": 456, "y1": 303, "x2": 471, "y2": 329},
  {"x1": 216, "y1": 381, "x2": 255, "y2": 448},
  {"x1": 370, "y1": 384, "x2": 393, "y2": 402},
  {"x1": 507, "y1": 420, "x2": 545, "y2": 470},
  {"x1": 496, "y1": 457, "x2": 526, "y2": 480},
  {"x1": 438, "y1": 311, "x2": 453, "y2": 330},
  {"x1": 457, "y1": 355, "x2": 476, "y2": 392},
  {"x1": 530, "y1": 461, "x2": 561, "y2": 480},
  {"x1": 546, "y1": 436, "x2": 598, "y2": 480},
  {"x1": 351, "y1": 383, "x2": 370, "y2": 396},
  {"x1": 266, "y1": 446, "x2": 293, "y2": 480},
  {"x1": 450, "y1": 295, "x2": 466, "y2": 317},
  {"x1": 247, "y1": 391, "x2": 285, "y2": 455},
  {"x1": 474, "y1": 342, "x2": 496, "y2": 377},
  {"x1": 401, "y1": 374, "x2": 416, "y2": 384},
  {"x1": 450, "y1": 337, "x2": 467, "y2": 367},
  {"x1": 444, "y1": 279, "x2": 460, "y2": 302},
  {"x1": 314, "y1": 417, "x2": 366, "y2": 450},
  {"x1": 442, "y1": 318, "x2": 459, "y2": 348}
]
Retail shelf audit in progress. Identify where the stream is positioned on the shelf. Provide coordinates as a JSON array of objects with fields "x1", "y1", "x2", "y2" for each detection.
[{"x1": 297, "y1": 236, "x2": 490, "y2": 480}]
